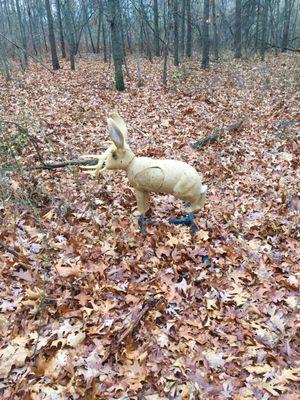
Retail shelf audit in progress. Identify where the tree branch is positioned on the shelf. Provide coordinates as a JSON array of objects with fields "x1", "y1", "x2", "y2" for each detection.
[{"x1": 0, "y1": 32, "x2": 54, "y2": 73}]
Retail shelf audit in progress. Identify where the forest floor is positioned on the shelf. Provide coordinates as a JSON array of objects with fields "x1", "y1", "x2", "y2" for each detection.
[{"x1": 0, "y1": 53, "x2": 299, "y2": 399}]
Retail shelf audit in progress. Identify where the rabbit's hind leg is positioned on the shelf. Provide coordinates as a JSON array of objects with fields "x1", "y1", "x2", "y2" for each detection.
[
  {"x1": 188, "y1": 187, "x2": 207, "y2": 212},
  {"x1": 173, "y1": 174, "x2": 195, "y2": 201}
]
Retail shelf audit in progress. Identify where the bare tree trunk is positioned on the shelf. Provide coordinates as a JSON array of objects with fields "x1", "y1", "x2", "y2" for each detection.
[
  {"x1": 108, "y1": 0, "x2": 125, "y2": 91},
  {"x1": 55, "y1": 0, "x2": 66, "y2": 58},
  {"x1": 180, "y1": 0, "x2": 186, "y2": 57},
  {"x1": 212, "y1": 0, "x2": 219, "y2": 61},
  {"x1": 201, "y1": 0, "x2": 210, "y2": 68},
  {"x1": 153, "y1": 0, "x2": 160, "y2": 56},
  {"x1": 96, "y1": 1, "x2": 102, "y2": 53},
  {"x1": 255, "y1": 0, "x2": 261, "y2": 52},
  {"x1": 82, "y1": 0, "x2": 95, "y2": 53},
  {"x1": 26, "y1": 0, "x2": 38, "y2": 56},
  {"x1": 0, "y1": 41, "x2": 10, "y2": 80},
  {"x1": 260, "y1": 0, "x2": 269, "y2": 60},
  {"x1": 234, "y1": 0, "x2": 242, "y2": 58},
  {"x1": 66, "y1": 0, "x2": 76, "y2": 70},
  {"x1": 102, "y1": 11, "x2": 108, "y2": 62},
  {"x1": 162, "y1": 1, "x2": 170, "y2": 86},
  {"x1": 45, "y1": 0, "x2": 60, "y2": 70},
  {"x1": 186, "y1": 0, "x2": 192, "y2": 57},
  {"x1": 173, "y1": 0, "x2": 179, "y2": 66},
  {"x1": 15, "y1": 0, "x2": 28, "y2": 68},
  {"x1": 281, "y1": 0, "x2": 291, "y2": 52}
]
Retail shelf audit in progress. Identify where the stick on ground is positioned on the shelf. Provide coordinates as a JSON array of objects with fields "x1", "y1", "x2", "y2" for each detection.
[{"x1": 101, "y1": 294, "x2": 163, "y2": 364}]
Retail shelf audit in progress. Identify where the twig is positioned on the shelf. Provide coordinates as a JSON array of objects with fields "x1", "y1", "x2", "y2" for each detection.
[
  {"x1": 0, "y1": 32, "x2": 54, "y2": 73},
  {"x1": 1, "y1": 158, "x2": 99, "y2": 172},
  {"x1": 0, "y1": 240, "x2": 20, "y2": 258},
  {"x1": 101, "y1": 294, "x2": 163, "y2": 364},
  {"x1": 0, "y1": 120, "x2": 45, "y2": 164}
]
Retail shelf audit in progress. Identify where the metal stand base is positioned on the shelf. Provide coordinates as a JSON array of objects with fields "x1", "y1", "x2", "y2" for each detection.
[{"x1": 138, "y1": 203, "x2": 199, "y2": 233}]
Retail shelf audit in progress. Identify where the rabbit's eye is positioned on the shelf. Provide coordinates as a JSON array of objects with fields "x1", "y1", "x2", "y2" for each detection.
[{"x1": 112, "y1": 152, "x2": 117, "y2": 159}]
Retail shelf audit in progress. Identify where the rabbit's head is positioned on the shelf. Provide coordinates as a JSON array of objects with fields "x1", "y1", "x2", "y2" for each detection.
[{"x1": 104, "y1": 117, "x2": 135, "y2": 170}]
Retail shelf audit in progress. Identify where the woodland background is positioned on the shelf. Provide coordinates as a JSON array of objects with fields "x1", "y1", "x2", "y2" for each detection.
[{"x1": 0, "y1": 1, "x2": 299, "y2": 399}]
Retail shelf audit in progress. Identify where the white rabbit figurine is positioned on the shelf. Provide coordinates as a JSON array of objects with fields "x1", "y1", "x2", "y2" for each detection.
[{"x1": 81, "y1": 114, "x2": 207, "y2": 229}]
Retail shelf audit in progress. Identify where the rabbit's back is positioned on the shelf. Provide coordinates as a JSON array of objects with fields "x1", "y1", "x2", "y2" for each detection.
[{"x1": 128, "y1": 157, "x2": 202, "y2": 195}]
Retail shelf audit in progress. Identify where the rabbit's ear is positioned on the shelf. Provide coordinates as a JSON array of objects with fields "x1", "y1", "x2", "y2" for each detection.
[
  {"x1": 108, "y1": 118, "x2": 125, "y2": 149},
  {"x1": 111, "y1": 113, "x2": 128, "y2": 141}
]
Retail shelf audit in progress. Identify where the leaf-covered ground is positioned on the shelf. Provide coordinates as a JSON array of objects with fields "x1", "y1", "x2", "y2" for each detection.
[{"x1": 0, "y1": 54, "x2": 299, "y2": 399}]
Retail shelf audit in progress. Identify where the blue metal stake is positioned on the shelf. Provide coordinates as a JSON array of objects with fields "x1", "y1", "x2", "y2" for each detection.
[{"x1": 138, "y1": 202, "x2": 199, "y2": 233}]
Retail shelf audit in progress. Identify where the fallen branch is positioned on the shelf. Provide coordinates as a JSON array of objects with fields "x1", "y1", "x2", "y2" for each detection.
[
  {"x1": 101, "y1": 294, "x2": 163, "y2": 364},
  {"x1": 191, "y1": 127, "x2": 223, "y2": 149},
  {"x1": 1, "y1": 158, "x2": 99, "y2": 172},
  {"x1": 191, "y1": 120, "x2": 245, "y2": 149},
  {"x1": 0, "y1": 240, "x2": 20, "y2": 258},
  {"x1": 267, "y1": 42, "x2": 300, "y2": 53}
]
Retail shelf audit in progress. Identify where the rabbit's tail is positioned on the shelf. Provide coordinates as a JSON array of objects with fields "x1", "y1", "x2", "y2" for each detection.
[{"x1": 198, "y1": 185, "x2": 207, "y2": 208}]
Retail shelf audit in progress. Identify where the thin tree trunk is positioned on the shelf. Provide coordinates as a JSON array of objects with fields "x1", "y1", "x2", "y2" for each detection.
[
  {"x1": 26, "y1": 0, "x2": 38, "y2": 56},
  {"x1": 66, "y1": 0, "x2": 76, "y2": 70},
  {"x1": 108, "y1": 0, "x2": 125, "y2": 91},
  {"x1": 212, "y1": 0, "x2": 219, "y2": 61},
  {"x1": 234, "y1": 0, "x2": 242, "y2": 58},
  {"x1": 55, "y1": 0, "x2": 66, "y2": 58},
  {"x1": 45, "y1": 0, "x2": 60, "y2": 70},
  {"x1": 15, "y1": 0, "x2": 28, "y2": 68},
  {"x1": 186, "y1": 0, "x2": 192, "y2": 57},
  {"x1": 102, "y1": 11, "x2": 108, "y2": 62},
  {"x1": 162, "y1": 1, "x2": 170, "y2": 86},
  {"x1": 255, "y1": 0, "x2": 261, "y2": 52},
  {"x1": 96, "y1": 2, "x2": 102, "y2": 53},
  {"x1": 40, "y1": 9, "x2": 48, "y2": 52},
  {"x1": 173, "y1": 0, "x2": 179, "y2": 66},
  {"x1": 83, "y1": 1, "x2": 96, "y2": 53},
  {"x1": 201, "y1": 0, "x2": 210, "y2": 68},
  {"x1": 153, "y1": 0, "x2": 160, "y2": 56},
  {"x1": 180, "y1": 0, "x2": 186, "y2": 57},
  {"x1": 281, "y1": 0, "x2": 291, "y2": 52},
  {"x1": 260, "y1": 0, "x2": 269, "y2": 60}
]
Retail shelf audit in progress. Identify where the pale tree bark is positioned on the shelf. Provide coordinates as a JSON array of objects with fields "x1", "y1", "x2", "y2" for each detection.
[
  {"x1": 234, "y1": 0, "x2": 242, "y2": 58},
  {"x1": 45, "y1": 0, "x2": 60, "y2": 70},
  {"x1": 201, "y1": 0, "x2": 210, "y2": 68}
]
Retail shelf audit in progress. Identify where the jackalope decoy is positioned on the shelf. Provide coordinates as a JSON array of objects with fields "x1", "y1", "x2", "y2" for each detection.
[{"x1": 81, "y1": 113, "x2": 207, "y2": 232}]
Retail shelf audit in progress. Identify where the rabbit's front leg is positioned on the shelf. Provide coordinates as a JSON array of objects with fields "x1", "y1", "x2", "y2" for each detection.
[{"x1": 134, "y1": 189, "x2": 150, "y2": 216}]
